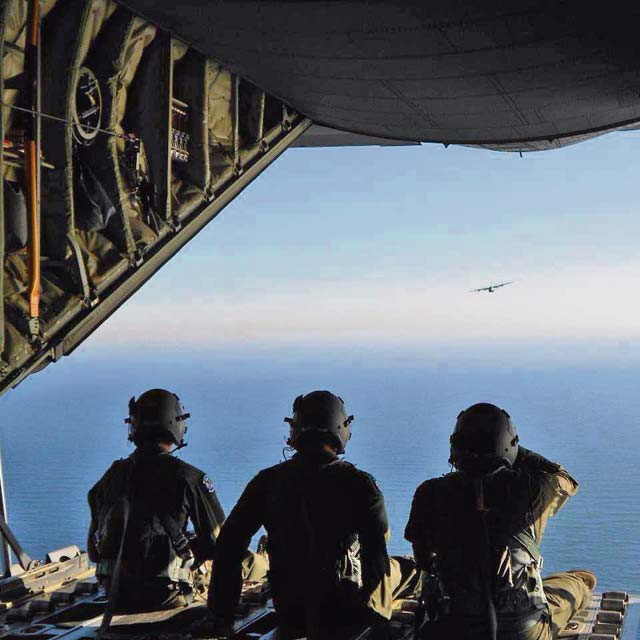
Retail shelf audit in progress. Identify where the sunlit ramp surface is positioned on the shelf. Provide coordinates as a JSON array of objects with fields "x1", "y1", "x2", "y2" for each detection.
[
  {"x1": 0, "y1": 0, "x2": 310, "y2": 397},
  {"x1": 0, "y1": 560, "x2": 634, "y2": 640}
]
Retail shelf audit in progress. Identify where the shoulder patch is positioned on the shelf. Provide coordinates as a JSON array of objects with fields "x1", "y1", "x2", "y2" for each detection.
[
  {"x1": 202, "y1": 475, "x2": 214, "y2": 493},
  {"x1": 358, "y1": 470, "x2": 382, "y2": 493}
]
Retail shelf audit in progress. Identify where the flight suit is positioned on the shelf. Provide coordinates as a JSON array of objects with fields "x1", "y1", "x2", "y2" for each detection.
[
  {"x1": 209, "y1": 449, "x2": 417, "y2": 639},
  {"x1": 88, "y1": 442, "x2": 267, "y2": 613},
  {"x1": 404, "y1": 448, "x2": 592, "y2": 640}
]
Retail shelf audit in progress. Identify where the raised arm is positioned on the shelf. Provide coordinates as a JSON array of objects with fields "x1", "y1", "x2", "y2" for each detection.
[{"x1": 514, "y1": 447, "x2": 579, "y2": 541}]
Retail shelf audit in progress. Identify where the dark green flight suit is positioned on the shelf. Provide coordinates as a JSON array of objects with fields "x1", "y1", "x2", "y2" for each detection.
[
  {"x1": 209, "y1": 449, "x2": 417, "y2": 639},
  {"x1": 405, "y1": 448, "x2": 592, "y2": 640},
  {"x1": 88, "y1": 442, "x2": 226, "y2": 612}
]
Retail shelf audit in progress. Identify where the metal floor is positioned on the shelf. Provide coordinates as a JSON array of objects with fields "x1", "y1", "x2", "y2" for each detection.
[{"x1": 0, "y1": 548, "x2": 634, "y2": 640}]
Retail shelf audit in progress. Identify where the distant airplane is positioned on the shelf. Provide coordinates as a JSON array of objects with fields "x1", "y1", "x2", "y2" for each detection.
[{"x1": 470, "y1": 281, "x2": 513, "y2": 293}]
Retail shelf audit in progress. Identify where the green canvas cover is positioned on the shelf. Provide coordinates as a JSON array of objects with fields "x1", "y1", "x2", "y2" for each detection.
[
  {"x1": 41, "y1": 0, "x2": 116, "y2": 260},
  {"x1": 85, "y1": 10, "x2": 157, "y2": 255}
]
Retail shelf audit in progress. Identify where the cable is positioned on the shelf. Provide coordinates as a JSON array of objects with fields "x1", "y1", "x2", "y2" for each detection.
[{"x1": 2, "y1": 102, "x2": 133, "y2": 141}]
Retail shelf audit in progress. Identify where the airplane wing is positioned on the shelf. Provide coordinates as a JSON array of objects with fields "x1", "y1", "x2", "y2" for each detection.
[
  {"x1": 470, "y1": 286, "x2": 492, "y2": 293},
  {"x1": 493, "y1": 281, "x2": 514, "y2": 289}
]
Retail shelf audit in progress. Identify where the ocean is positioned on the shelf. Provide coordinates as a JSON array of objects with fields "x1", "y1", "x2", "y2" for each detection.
[{"x1": 1, "y1": 348, "x2": 638, "y2": 592}]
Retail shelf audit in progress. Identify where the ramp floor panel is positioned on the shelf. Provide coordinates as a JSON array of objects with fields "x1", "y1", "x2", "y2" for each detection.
[{"x1": 0, "y1": 575, "x2": 634, "y2": 640}]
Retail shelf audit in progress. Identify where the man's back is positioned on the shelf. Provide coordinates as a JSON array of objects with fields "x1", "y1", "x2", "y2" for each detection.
[
  {"x1": 405, "y1": 404, "x2": 590, "y2": 640},
  {"x1": 88, "y1": 444, "x2": 224, "y2": 585},
  {"x1": 262, "y1": 453, "x2": 387, "y2": 616},
  {"x1": 406, "y1": 467, "x2": 545, "y2": 619},
  {"x1": 212, "y1": 449, "x2": 390, "y2": 633}
]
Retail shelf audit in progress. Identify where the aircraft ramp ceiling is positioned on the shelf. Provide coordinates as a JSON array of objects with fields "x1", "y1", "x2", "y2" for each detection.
[
  {"x1": 122, "y1": 1, "x2": 640, "y2": 152},
  {"x1": 1, "y1": 1, "x2": 640, "y2": 397}
]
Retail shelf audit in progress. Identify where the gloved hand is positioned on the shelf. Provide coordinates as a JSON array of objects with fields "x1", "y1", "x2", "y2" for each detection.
[{"x1": 514, "y1": 446, "x2": 560, "y2": 473}]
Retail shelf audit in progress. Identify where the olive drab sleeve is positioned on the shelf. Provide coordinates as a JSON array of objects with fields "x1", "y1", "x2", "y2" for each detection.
[
  {"x1": 186, "y1": 473, "x2": 226, "y2": 563},
  {"x1": 532, "y1": 466, "x2": 579, "y2": 542},
  {"x1": 209, "y1": 472, "x2": 266, "y2": 621},
  {"x1": 516, "y1": 447, "x2": 579, "y2": 542},
  {"x1": 355, "y1": 472, "x2": 394, "y2": 620}
]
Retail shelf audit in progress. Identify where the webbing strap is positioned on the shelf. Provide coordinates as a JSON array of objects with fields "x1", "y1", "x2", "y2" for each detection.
[
  {"x1": 512, "y1": 529, "x2": 542, "y2": 564},
  {"x1": 474, "y1": 477, "x2": 498, "y2": 640},
  {"x1": 97, "y1": 460, "x2": 136, "y2": 638},
  {"x1": 157, "y1": 511, "x2": 193, "y2": 563},
  {"x1": 66, "y1": 232, "x2": 94, "y2": 306}
]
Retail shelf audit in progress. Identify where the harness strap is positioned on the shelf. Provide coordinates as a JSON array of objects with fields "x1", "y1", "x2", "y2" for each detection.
[
  {"x1": 293, "y1": 465, "x2": 327, "y2": 632},
  {"x1": 157, "y1": 511, "x2": 194, "y2": 566},
  {"x1": 474, "y1": 476, "x2": 498, "y2": 640},
  {"x1": 511, "y1": 530, "x2": 542, "y2": 565},
  {"x1": 97, "y1": 460, "x2": 136, "y2": 638}
]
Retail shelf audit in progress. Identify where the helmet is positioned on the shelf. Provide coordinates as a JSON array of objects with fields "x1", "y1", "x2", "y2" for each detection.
[
  {"x1": 449, "y1": 403, "x2": 519, "y2": 472},
  {"x1": 125, "y1": 389, "x2": 190, "y2": 447},
  {"x1": 284, "y1": 390, "x2": 354, "y2": 454}
]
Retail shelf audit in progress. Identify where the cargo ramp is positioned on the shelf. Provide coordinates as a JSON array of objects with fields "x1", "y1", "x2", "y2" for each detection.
[{"x1": 0, "y1": 552, "x2": 633, "y2": 640}]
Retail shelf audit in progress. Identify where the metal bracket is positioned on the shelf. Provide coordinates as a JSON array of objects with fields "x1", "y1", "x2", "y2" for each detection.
[
  {"x1": 168, "y1": 215, "x2": 182, "y2": 233},
  {"x1": 28, "y1": 317, "x2": 40, "y2": 342},
  {"x1": 51, "y1": 341, "x2": 64, "y2": 362},
  {"x1": 0, "y1": 513, "x2": 33, "y2": 573},
  {"x1": 129, "y1": 248, "x2": 144, "y2": 268}
]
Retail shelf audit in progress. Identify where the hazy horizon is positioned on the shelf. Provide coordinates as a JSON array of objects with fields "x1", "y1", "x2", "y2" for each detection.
[{"x1": 72, "y1": 128, "x2": 640, "y2": 364}]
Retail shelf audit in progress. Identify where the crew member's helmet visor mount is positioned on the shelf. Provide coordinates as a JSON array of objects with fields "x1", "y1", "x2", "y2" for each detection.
[
  {"x1": 284, "y1": 390, "x2": 354, "y2": 454},
  {"x1": 449, "y1": 402, "x2": 519, "y2": 472},
  {"x1": 125, "y1": 388, "x2": 190, "y2": 447}
]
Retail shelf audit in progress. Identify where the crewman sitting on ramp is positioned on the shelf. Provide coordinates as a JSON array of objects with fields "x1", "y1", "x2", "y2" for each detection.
[
  {"x1": 87, "y1": 388, "x2": 268, "y2": 613},
  {"x1": 405, "y1": 403, "x2": 596, "y2": 640},
  {"x1": 208, "y1": 390, "x2": 418, "y2": 639}
]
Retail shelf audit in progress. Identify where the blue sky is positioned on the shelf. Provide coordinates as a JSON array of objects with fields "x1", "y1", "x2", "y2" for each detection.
[{"x1": 91, "y1": 129, "x2": 640, "y2": 364}]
